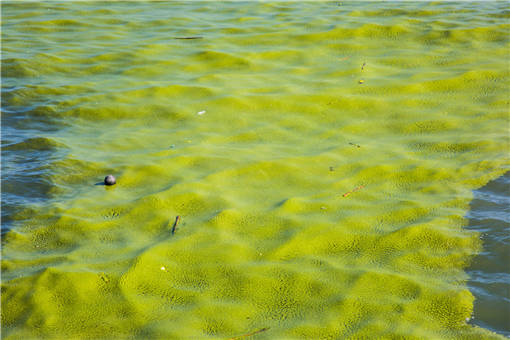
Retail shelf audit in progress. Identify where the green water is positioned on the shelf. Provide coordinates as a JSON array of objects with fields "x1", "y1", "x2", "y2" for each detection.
[{"x1": 2, "y1": 1, "x2": 509, "y2": 339}]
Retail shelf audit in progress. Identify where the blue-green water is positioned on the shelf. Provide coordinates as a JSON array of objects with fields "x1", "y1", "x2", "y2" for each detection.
[
  {"x1": 2, "y1": 2, "x2": 509, "y2": 339},
  {"x1": 466, "y1": 172, "x2": 510, "y2": 337}
]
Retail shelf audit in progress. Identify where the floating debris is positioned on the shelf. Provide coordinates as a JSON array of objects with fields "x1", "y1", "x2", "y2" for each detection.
[
  {"x1": 170, "y1": 144, "x2": 175, "y2": 149},
  {"x1": 197, "y1": 110, "x2": 206, "y2": 115},
  {"x1": 359, "y1": 62, "x2": 366, "y2": 83},
  {"x1": 329, "y1": 166, "x2": 335, "y2": 172},
  {"x1": 100, "y1": 273, "x2": 110, "y2": 284},
  {"x1": 104, "y1": 174, "x2": 116, "y2": 186},
  {"x1": 229, "y1": 327, "x2": 270, "y2": 340},
  {"x1": 349, "y1": 142, "x2": 361, "y2": 148},
  {"x1": 173, "y1": 36, "x2": 203, "y2": 40},
  {"x1": 171, "y1": 215, "x2": 181, "y2": 235},
  {"x1": 160, "y1": 266, "x2": 167, "y2": 272},
  {"x1": 342, "y1": 185, "x2": 365, "y2": 197}
]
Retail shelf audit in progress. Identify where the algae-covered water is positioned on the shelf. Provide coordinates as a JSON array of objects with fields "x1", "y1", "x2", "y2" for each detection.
[{"x1": 2, "y1": 1, "x2": 509, "y2": 339}]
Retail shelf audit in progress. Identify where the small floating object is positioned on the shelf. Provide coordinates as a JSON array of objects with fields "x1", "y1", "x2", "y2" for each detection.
[
  {"x1": 171, "y1": 215, "x2": 181, "y2": 235},
  {"x1": 104, "y1": 175, "x2": 116, "y2": 186},
  {"x1": 229, "y1": 327, "x2": 270, "y2": 340},
  {"x1": 342, "y1": 185, "x2": 365, "y2": 197},
  {"x1": 361, "y1": 62, "x2": 366, "y2": 71},
  {"x1": 173, "y1": 36, "x2": 203, "y2": 40},
  {"x1": 100, "y1": 273, "x2": 110, "y2": 283},
  {"x1": 349, "y1": 142, "x2": 361, "y2": 148},
  {"x1": 359, "y1": 79, "x2": 365, "y2": 84},
  {"x1": 160, "y1": 266, "x2": 167, "y2": 271},
  {"x1": 197, "y1": 110, "x2": 206, "y2": 115}
]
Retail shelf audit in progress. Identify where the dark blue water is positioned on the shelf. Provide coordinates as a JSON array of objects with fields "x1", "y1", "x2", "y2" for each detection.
[{"x1": 467, "y1": 171, "x2": 510, "y2": 337}]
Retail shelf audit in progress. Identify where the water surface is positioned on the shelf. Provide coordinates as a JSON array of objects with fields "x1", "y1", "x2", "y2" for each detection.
[
  {"x1": 2, "y1": 2, "x2": 509, "y2": 339},
  {"x1": 467, "y1": 172, "x2": 510, "y2": 337}
]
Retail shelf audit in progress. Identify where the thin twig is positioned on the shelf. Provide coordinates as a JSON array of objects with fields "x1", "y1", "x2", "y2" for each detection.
[
  {"x1": 342, "y1": 185, "x2": 365, "y2": 197},
  {"x1": 228, "y1": 327, "x2": 270, "y2": 340},
  {"x1": 173, "y1": 37, "x2": 203, "y2": 40},
  {"x1": 171, "y1": 215, "x2": 181, "y2": 234}
]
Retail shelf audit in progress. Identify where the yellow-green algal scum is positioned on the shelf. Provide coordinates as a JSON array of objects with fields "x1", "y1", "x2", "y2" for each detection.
[{"x1": 2, "y1": 2, "x2": 509, "y2": 339}]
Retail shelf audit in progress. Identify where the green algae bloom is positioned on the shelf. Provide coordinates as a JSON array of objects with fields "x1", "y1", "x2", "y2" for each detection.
[{"x1": 2, "y1": 2, "x2": 509, "y2": 339}]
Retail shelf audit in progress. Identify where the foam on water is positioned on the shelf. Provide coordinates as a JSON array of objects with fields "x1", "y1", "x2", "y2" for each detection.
[{"x1": 2, "y1": 2, "x2": 509, "y2": 339}]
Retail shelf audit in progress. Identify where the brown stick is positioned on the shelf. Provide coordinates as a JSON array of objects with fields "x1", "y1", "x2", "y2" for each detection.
[
  {"x1": 171, "y1": 216, "x2": 181, "y2": 234},
  {"x1": 342, "y1": 185, "x2": 365, "y2": 197},
  {"x1": 228, "y1": 327, "x2": 270, "y2": 340}
]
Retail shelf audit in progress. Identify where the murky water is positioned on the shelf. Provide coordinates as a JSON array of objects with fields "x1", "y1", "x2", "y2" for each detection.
[{"x1": 2, "y1": 2, "x2": 509, "y2": 339}]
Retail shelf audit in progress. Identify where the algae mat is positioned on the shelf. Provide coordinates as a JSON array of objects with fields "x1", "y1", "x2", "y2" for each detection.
[{"x1": 2, "y1": 2, "x2": 509, "y2": 339}]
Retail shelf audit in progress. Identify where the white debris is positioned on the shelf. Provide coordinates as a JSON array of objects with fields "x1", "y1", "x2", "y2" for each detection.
[
  {"x1": 160, "y1": 266, "x2": 166, "y2": 271},
  {"x1": 197, "y1": 110, "x2": 206, "y2": 115}
]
